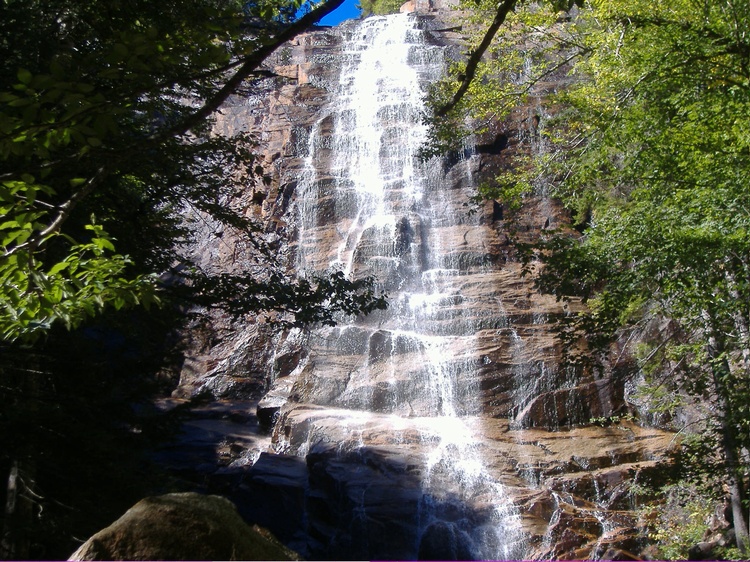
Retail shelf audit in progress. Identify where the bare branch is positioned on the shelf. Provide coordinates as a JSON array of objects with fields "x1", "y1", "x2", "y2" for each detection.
[{"x1": 154, "y1": 0, "x2": 346, "y2": 141}]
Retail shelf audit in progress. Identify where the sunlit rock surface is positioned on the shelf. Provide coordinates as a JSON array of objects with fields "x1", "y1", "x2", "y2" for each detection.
[{"x1": 165, "y1": 5, "x2": 678, "y2": 560}]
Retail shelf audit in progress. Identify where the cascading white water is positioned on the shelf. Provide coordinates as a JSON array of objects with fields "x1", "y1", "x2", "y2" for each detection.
[{"x1": 290, "y1": 13, "x2": 524, "y2": 559}]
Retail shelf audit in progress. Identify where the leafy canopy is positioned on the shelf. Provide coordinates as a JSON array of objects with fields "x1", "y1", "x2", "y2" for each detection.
[
  {"x1": 0, "y1": 0, "x2": 388, "y2": 344},
  {"x1": 429, "y1": 0, "x2": 750, "y2": 553}
]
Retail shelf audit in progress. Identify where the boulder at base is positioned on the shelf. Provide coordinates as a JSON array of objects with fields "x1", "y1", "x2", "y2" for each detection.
[{"x1": 68, "y1": 492, "x2": 299, "y2": 561}]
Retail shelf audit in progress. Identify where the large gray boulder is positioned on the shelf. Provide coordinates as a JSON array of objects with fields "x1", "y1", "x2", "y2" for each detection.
[{"x1": 68, "y1": 492, "x2": 299, "y2": 561}]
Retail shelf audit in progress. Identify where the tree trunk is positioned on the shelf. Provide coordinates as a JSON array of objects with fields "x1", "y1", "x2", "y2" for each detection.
[
  {"x1": 725, "y1": 266, "x2": 750, "y2": 373},
  {"x1": 1, "y1": 460, "x2": 33, "y2": 560},
  {"x1": 718, "y1": 410, "x2": 750, "y2": 553},
  {"x1": 704, "y1": 312, "x2": 750, "y2": 552},
  {"x1": 1, "y1": 353, "x2": 42, "y2": 559},
  {"x1": 1, "y1": 461, "x2": 19, "y2": 559}
]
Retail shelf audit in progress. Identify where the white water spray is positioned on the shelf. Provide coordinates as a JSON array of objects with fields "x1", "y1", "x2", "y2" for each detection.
[{"x1": 292, "y1": 13, "x2": 524, "y2": 559}]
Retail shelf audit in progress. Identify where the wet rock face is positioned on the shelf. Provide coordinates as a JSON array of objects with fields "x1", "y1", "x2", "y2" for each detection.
[
  {"x1": 173, "y1": 27, "x2": 344, "y2": 400},
  {"x1": 168, "y1": 6, "x2": 679, "y2": 561},
  {"x1": 236, "y1": 446, "x2": 426, "y2": 560},
  {"x1": 257, "y1": 407, "x2": 676, "y2": 559}
]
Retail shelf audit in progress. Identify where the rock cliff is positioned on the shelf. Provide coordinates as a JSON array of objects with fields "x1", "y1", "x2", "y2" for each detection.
[{"x1": 164, "y1": 4, "x2": 679, "y2": 560}]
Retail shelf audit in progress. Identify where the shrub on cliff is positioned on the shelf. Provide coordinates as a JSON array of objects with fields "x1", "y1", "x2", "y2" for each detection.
[{"x1": 358, "y1": 0, "x2": 404, "y2": 16}]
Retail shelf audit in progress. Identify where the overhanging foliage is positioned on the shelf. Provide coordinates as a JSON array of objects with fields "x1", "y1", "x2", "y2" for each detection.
[
  {"x1": 428, "y1": 0, "x2": 750, "y2": 555},
  {"x1": 0, "y1": 0, "x2": 389, "y2": 345}
]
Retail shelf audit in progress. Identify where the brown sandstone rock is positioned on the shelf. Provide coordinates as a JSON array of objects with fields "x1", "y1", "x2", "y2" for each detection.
[{"x1": 515, "y1": 378, "x2": 626, "y2": 428}]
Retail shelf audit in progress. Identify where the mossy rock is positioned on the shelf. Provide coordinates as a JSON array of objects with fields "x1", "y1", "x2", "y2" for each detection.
[{"x1": 68, "y1": 492, "x2": 300, "y2": 561}]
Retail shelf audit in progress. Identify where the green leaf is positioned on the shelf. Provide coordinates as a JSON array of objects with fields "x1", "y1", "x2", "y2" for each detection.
[
  {"x1": 47, "y1": 262, "x2": 70, "y2": 276},
  {"x1": 92, "y1": 237, "x2": 116, "y2": 252},
  {"x1": 17, "y1": 68, "x2": 32, "y2": 85}
]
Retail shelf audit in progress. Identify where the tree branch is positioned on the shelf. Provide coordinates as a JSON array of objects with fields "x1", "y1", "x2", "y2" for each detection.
[
  {"x1": 3, "y1": 0, "x2": 345, "y2": 258},
  {"x1": 154, "y1": 0, "x2": 346, "y2": 141},
  {"x1": 435, "y1": 0, "x2": 519, "y2": 117},
  {"x1": 3, "y1": 163, "x2": 116, "y2": 259}
]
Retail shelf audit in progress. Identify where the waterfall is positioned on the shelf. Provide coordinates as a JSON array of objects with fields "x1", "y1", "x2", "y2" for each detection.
[
  {"x1": 153, "y1": 8, "x2": 682, "y2": 560},
  {"x1": 286, "y1": 13, "x2": 524, "y2": 559}
]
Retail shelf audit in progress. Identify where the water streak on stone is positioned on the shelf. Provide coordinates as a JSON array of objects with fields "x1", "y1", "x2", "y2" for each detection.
[{"x1": 291, "y1": 13, "x2": 523, "y2": 558}]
